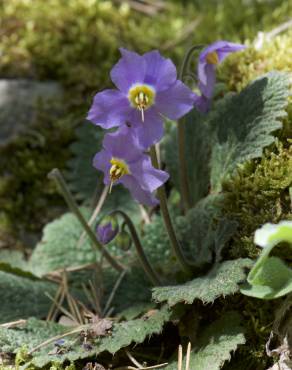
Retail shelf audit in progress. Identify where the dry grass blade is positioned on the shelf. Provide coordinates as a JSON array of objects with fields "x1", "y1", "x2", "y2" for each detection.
[
  {"x1": 46, "y1": 282, "x2": 64, "y2": 321},
  {"x1": 89, "y1": 279, "x2": 102, "y2": 316},
  {"x1": 62, "y1": 271, "x2": 84, "y2": 324},
  {"x1": 125, "y1": 350, "x2": 144, "y2": 368},
  {"x1": 28, "y1": 326, "x2": 86, "y2": 355},
  {"x1": 0, "y1": 319, "x2": 26, "y2": 328},
  {"x1": 113, "y1": 0, "x2": 165, "y2": 16},
  {"x1": 103, "y1": 270, "x2": 127, "y2": 317},
  {"x1": 177, "y1": 343, "x2": 191, "y2": 370},
  {"x1": 139, "y1": 204, "x2": 151, "y2": 225},
  {"x1": 45, "y1": 292, "x2": 77, "y2": 324},
  {"x1": 185, "y1": 343, "x2": 191, "y2": 370},
  {"x1": 178, "y1": 345, "x2": 183, "y2": 370},
  {"x1": 113, "y1": 363, "x2": 168, "y2": 370}
]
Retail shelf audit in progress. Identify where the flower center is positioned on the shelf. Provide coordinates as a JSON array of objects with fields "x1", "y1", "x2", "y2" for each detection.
[
  {"x1": 128, "y1": 84, "x2": 155, "y2": 122},
  {"x1": 109, "y1": 157, "x2": 130, "y2": 193},
  {"x1": 206, "y1": 51, "x2": 219, "y2": 65}
]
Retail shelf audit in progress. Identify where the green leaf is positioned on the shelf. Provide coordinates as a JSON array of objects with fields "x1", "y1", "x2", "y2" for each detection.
[
  {"x1": 0, "y1": 318, "x2": 66, "y2": 353},
  {"x1": 0, "y1": 262, "x2": 39, "y2": 280},
  {"x1": 214, "y1": 218, "x2": 238, "y2": 262},
  {"x1": 241, "y1": 221, "x2": 292, "y2": 299},
  {"x1": 142, "y1": 195, "x2": 236, "y2": 271},
  {"x1": 153, "y1": 259, "x2": 253, "y2": 306},
  {"x1": 27, "y1": 306, "x2": 170, "y2": 368},
  {"x1": 209, "y1": 72, "x2": 289, "y2": 192},
  {"x1": 0, "y1": 250, "x2": 39, "y2": 280},
  {"x1": 241, "y1": 257, "x2": 292, "y2": 299},
  {"x1": 103, "y1": 266, "x2": 152, "y2": 313},
  {"x1": 141, "y1": 214, "x2": 172, "y2": 268},
  {"x1": 100, "y1": 305, "x2": 170, "y2": 353},
  {"x1": 175, "y1": 194, "x2": 226, "y2": 266},
  {"x1": 117, "y1": 302, "x2": 156, "y2": 320},
  {"x1": 163, "y1": 110, "x2": 211, "y2": 205},
  {"x1": 0, "y1": 272, "x2": 56, "y2": 323},
  {"x1": 166, "y1": 311, "x2": 246, "y2": 370},
  {"x1": 29, "y1": 210, "x2": 98, "y2": 276}
]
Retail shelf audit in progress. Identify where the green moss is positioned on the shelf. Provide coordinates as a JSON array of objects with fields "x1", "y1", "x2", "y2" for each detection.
[
  {"x1": 1, "y1": 0, "x2": 291, "y2": 91},
  {"x1": 222, "y1": 140, "x2": 292, "y2": 259},
  {"x1": 0, "y1": 1, "x2": 192, "y2": 90},
  {"x1": 15, "y1": 346, "x2": 31, "y2": 367},
  {"x1": 220, "y1": 30, "x2": 292, "y2": 92},
  {"x1": 0, "y1": 102, "x2": 75, "y2": 245},
  {"x1": 49, "y1": 363, "x2": 76, "y2": 370},
  {"x1": 220, "y1": 30, "x2": 292, "y2": 136},
  {"x1": 217, "y1": 31, "x2": 292, "y2": 260},
  {"x1": 219, "y1": 295, "x2": 278, "y2": 370}
]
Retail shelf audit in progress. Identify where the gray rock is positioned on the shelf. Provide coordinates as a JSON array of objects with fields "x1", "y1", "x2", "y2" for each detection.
[{"x1": 0, "y1": 79, "x2": 62, "y2": 145}]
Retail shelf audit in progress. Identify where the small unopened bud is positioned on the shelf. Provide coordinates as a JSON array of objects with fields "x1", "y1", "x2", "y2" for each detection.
[
  {"x1": 115, "y1": 230, "x2": 132, "y2": 251},
  {"x1": 96, "y1": 217, "x2": 119, "y2": 245}
]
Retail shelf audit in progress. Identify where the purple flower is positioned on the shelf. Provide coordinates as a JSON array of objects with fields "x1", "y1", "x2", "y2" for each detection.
[
  {"x1": 96, "y1": 221, "x2": 118, "y2": 245},
  {"x1": 93, "y1": 126, "x2": 169, "y2": 206},
  {"x1": 197, "y1": 41, "x2": 246, "y2": 99},
  {"x1": 193, "y1": 94, "x2": 211, "y2": 114},
  {"x1": 87, "y1": 48, "x2": 196, "y2": 148}
]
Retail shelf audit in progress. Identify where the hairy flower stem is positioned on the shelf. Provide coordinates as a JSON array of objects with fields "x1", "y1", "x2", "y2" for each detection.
[
  {"x1": 178, "y1": 45, "x2": 204, "y2": 213},
  {"x1": 109, "y1": 210, "x2": 162, "y2": 286},
  {"x1": 48, "y1": 168, "x2": 125, "y2": 273},
  {"x1": 150, "y1": 146, "x2": 192, "y2": 275}
]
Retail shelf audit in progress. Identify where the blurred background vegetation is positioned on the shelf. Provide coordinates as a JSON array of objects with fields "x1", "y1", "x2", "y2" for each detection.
[{"x1": 0, "y1": 0, "x2": 291, "y2": 251}]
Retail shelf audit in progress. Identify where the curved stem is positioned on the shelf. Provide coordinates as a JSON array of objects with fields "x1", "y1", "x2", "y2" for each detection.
[
  {"x1": 182, "y1": 72, "x2": 198, "y2": 84},
  {"x1": 150, "y1": 146, "x2": 192, "y2": 274},
  {"x1": 109, "y1": 210, "x2": 162, "y2": 286},
  {"x1": 48, "y1": 169, "x2": 125, "y2": 273},
  {"x1": 177, "y1": 44, "x2": 205, "y2": 213},
  {"x1": 179, "y1": 44, "x2": 205, "y2": 82}
]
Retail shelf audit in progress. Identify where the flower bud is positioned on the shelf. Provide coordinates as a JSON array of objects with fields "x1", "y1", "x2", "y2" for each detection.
[
  {"x1": 96, "y1": 217, "x2": 119, "y2": 245},
  {"x1": 115, "y1": 230, "x2": 132, "y2": 251}
]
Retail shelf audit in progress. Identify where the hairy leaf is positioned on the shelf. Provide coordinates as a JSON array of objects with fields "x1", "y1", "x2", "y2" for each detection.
[
  {"x1": 142, "y1": 195, "x2": 235, "y2": 271},
  {"x1": 0, "y1": 262, "x2": 39, "y2": 280},
  {"x1": 241, "y1": 221, "x2": 292, "y2": 299},
  {"x1": 241, "y1": 257, "x2": 292, "y2": 299},
  {"x1": 117, "y1": 302, "x2": 156, "y2": 320},
  {"x1": 209, "y1": 72, "x2": 289, "y2": 191},
  {"x1": 29, "y1": 210, "x2": 98, "y2": 276},
  {"x1": 24, "y1": 306, "x2": 170, "y2": 368},
  {"x1": 0, "y1": 250, "x2": 39, "y2": 280},
  {"x1": 166, "y1": 311, "x2": 246, "y2": 370},
  {"x1": 0, "y1": 318, "x2": 66, "y2": 353},
  {"x1": 175, "y1": 194, "x2": 226, "y2": 265},
  {"x1": 0, "y1": 272, "x2": 56, "y2": 323},
  {"x1": 152, "y1": 259, "x2": 253, "y2": 306}
]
